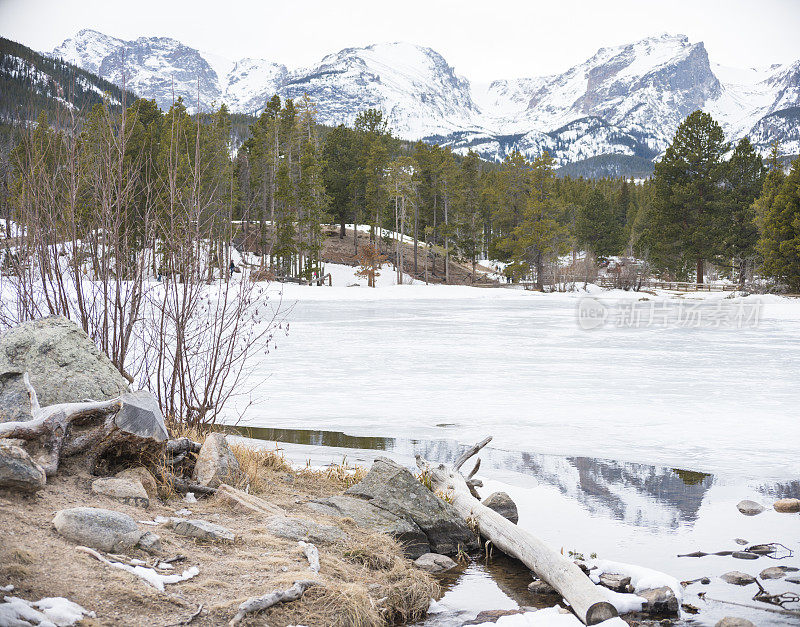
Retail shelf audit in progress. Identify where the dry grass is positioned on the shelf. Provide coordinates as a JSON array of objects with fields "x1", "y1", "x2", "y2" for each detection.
[
  {"x1": 298, "y1": 459, "x2": 368, "y2": 490},
  {"x1": 230, "y1": 443, "x2": 292, "y2": 493}
]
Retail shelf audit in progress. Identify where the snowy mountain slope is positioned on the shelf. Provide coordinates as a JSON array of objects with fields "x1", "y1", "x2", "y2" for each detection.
[
  {"x1": 279, "y1": 42, "x2": 481, "y2": 138},
  {"x1": 1, "y1": 36, "x2": 133, "y2": 121},
  {"x1": 47, "y1": 30, "x2": 800, "y2": 168}
]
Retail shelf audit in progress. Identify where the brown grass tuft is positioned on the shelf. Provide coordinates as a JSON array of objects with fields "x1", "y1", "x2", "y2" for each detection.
[{"x1": 230, "y1": 443, "x2": 292, "y2": 493}]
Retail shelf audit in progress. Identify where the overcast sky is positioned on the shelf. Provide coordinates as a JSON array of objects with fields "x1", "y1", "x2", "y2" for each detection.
[{"x1": 2, "y1": 0, "x2": 799, "y2": 81}]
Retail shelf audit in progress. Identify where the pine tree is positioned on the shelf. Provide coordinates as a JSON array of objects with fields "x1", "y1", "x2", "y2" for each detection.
[
  {"x1": 756, "y1": 153, "x2": 800, "y2": 290},
  {"x1": 648, "y1": 110, "x2": 728, "y2": 283},
  {"x1": 722, "y1": 137, "x2": 765, "y2": 284}
]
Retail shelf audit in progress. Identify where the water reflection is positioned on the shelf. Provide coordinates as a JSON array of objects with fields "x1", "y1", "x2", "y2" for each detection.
[{"x1": 225, "y1": 426, "x2": 717, "y2": 528}]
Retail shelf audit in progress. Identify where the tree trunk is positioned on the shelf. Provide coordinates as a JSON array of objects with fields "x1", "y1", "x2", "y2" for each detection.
[
  {"x1": 417, "y1": 440, "x2": 617, "y2": 626},
  {"x1": 535, "y1": 252, "x2": 544, "y2": 291},
  {"x1": 696, "y1": 258, "x2": 704, "y2": 285}
]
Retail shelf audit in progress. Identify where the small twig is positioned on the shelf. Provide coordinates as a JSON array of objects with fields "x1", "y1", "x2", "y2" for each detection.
[
  {"x1": 706, "y1": 596, "x2": 800, "y2": 618},
  {"x1": 164, "y1": 604, "x2": 204, "y2": 626}
]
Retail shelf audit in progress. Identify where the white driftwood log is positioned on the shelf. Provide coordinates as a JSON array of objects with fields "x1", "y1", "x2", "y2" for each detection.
[
  {"x1": 416, "y1": 437, "x2": 617, "y2": 626},
  {"x1": 229, "y1": 580, "x2": 319, "y2": 626}
]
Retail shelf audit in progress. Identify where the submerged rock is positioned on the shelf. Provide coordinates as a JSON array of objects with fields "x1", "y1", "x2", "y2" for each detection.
[
  {"x1": 736, "y1": 500, "x2": 765, "y2": 516},
  {"x1": 0, "y1": 441, "x2": 46, "y2": 492},
  {"x1": 773, "y1": 498, "x2": 800, "y2": 513},
  {"x1": 53, "y1": 507, "x2": 142, "y2": 552},
  {"x1": 731, "y1": 551, "x2": 759, "y2": 560},
  {"x1": 528, "y1": 580, "x2": 557, "y2": 595},
  {"x1": 91, "y1": 477, "x2": 149, "y2": 508},
  {"x1": 344, "y1": 457, "x2": 478, "y2": 556},
  {"x1": 414, "y1": 553, "x2": 458, "y2": 573},
  {"x1": 715, "y1": 618, "x2": 755, "y2": 627},
  {"x1": 482, "y1": 491, "x2": 519, "y2": 524},
  {"x1": 0, "y1": 316, "x2": 129, "y2": 414},
  {"x1": 721, "y1": 571, "x2": 756, "y2": 585},
  {"x1": 760, "y1": 566, "x2": 799, "y2": 580},
  {"x1": 171, "y1": 518, "x2": 235, "y2": 543},
  {"x1": 192, "y1": 433, "x2": 240, "y2": 488}
]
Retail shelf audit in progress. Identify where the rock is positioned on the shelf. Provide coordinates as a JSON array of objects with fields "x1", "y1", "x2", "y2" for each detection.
[
  {"x1": 414, "y1": 553, "x2": 458, "y2": 573},
  {"x1": 599, "y1": 573, "x2": 632, "y2": 592},
  {"x1": 0, "y1": 371, "x2": 35, "y2": 423},
  {"x1": 263, "y1": 514, "x2": 347, "y2": 545},
  {"x1": 213, "y1": 483, "x2": 285, "y2": 516},
  {"x1": 308, "y1": 495, "x2": 426, "y2": 556},
  {"x1": 88, "y1": 390, "x2": 168, "y2": 472},
  {"x1": 721, "y1": 571, "x2": 756, "y2": 585},
  {"x1": 113, "y1": 391, "x2": 168, "y2": 443},
  {"x1": 731, "y1": 551, "x2": 759, "y2": 560},
  {"x1": 787, "y1": 576, "x2": 800, "y2": 584},
  {"x1": 192, "y1": 433, "x2": 240, "y2": 488},
  {"x1": 53, "y1": 507, "x2": 142, "y2": 552},
  {"x1": 773, "y1": 498, "x2": 800, "y2": 513},
  {"x1": 528, "y1": 580, "x2": 557, "y2": 595},
  {"x1": 0, "y1": 316, "x2": 128, "y2": 417},
  {"x1": 137, "y1": 531, "x2": 161, "y2": 554},
  {"x1": 171, "y1": 518, "x2": 235, "y2": 543},
  {"x1": 760, "y1": 566, "x2": 799, "y2": 580},
  {"x1": 91, "y1": 477, "x2": 149, "y2": 508},
  {"x1": 0, "y1": 441, "x2": 46, "y2": 492},
  {"x1": 482, "y1": 491, "x2": 519, "y2": 524},
  {"x1": 638, "y1": 586, "x2": 679, "y2": 614},
  {"x1": 736, "y1": 500, "x2": 765, "y2": 516},
  {"x1": 115, "y1": 467, "x2": 159, "y2": 498},
  {"x1": 344, "y1": 457, "x2": 478, "y2": 555},
  {"x1": 734, "y1": 538, "x2": 749, "y2": 545},
  {"x1": 715, "y1": 618, "x2": 755, "y2": 627}
]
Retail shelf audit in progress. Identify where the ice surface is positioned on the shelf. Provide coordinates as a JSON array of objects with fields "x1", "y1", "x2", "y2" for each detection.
[{"x1": 233, "y1": 282, "x2": 800, "y2": 479}]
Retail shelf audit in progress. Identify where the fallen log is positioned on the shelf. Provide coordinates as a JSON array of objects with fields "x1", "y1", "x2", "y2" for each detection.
[
  {"x1": 416, "y1": 438, "x2": 617, "y2": 626},
  {"x1": 229, "y1": 580, "x2": 320, "y2": 626}
]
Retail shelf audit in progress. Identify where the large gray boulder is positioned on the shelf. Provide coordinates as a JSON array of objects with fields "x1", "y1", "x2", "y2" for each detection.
[
  {"x1": 344, "y1": 457, "x2": 478, "y2": 556},
  {"x1": 53, "y1": 507, "x2": 143, "y2": 552},
  {"x1": 483, "y1": 491, "x2": 519, "y2": 524},
  {"x1": 308, "y1": 495, "x2": 427, "y2": 556},
  {"x1": 192, "y1": 433, "x2": 240, "y2": 488},
  {"x1": 0, "y1": 440, "x2": 46, "y2": 492},
  {"x1": 0, "y1": 316, "x2": 129, "y2": 420}
]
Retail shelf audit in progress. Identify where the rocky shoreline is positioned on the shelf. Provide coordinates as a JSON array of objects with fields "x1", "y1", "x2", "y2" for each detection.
[{"x1": 1, "y1": 317, "x2": 797, "y2": 626}]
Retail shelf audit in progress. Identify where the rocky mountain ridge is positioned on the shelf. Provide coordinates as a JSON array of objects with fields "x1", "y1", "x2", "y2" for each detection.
[{"x1": 48, "y1": 30, "x2": 800, "y2": 165}]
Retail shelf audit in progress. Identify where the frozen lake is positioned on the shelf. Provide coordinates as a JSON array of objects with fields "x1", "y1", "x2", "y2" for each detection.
[{"x1": 235, "y1": 285, "x2": 800, "y2": 480}]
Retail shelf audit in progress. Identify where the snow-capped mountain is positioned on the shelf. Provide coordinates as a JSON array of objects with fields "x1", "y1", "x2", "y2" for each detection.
[{"x1": 48, "y1": 30, "x2": 800, "y2": 167}]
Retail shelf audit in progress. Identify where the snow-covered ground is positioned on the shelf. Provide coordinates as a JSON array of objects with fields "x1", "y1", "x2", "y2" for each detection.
[{"x1": 230, "y1": 267, "x2": 800, "y2": 479}]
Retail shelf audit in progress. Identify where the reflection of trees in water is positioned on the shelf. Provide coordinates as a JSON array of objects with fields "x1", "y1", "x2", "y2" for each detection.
[
  {"x1": 231, "y1": 427, "x2": 720, "y2": 527},
  {"x1": 757, "y1": 480, "x2": 800, "y2": 500}
]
